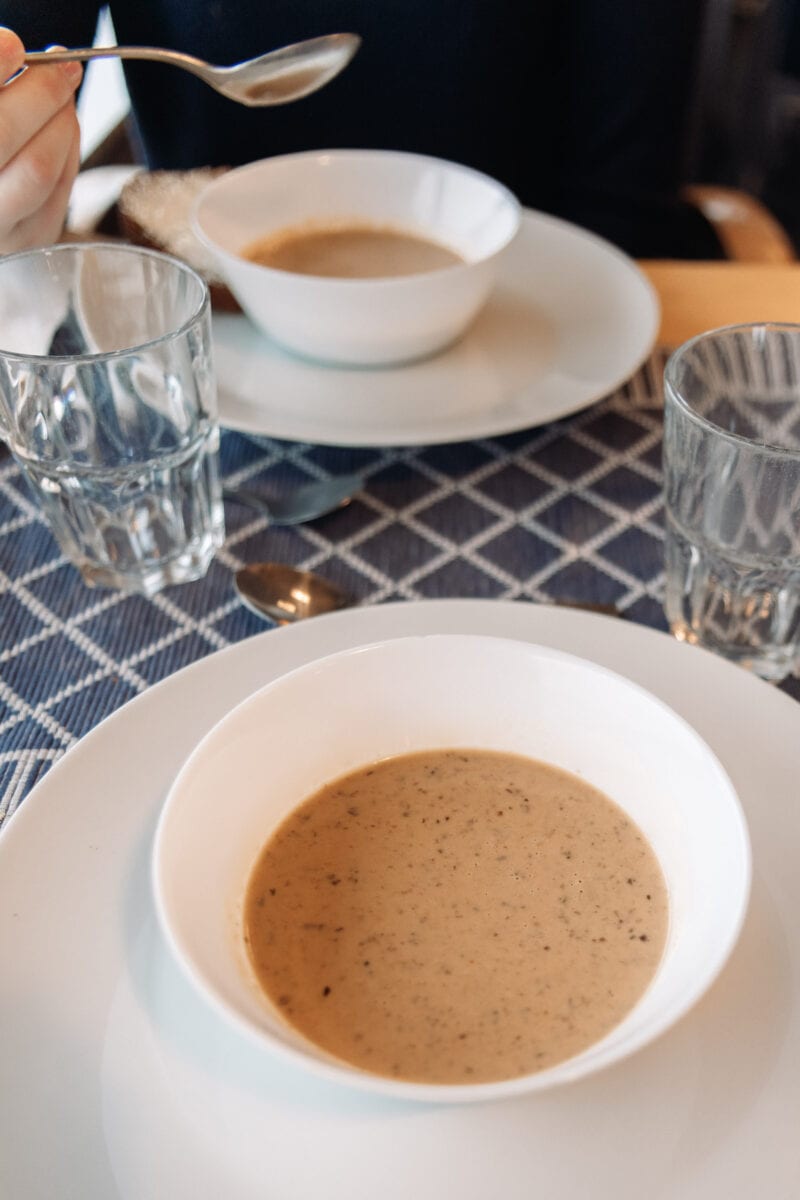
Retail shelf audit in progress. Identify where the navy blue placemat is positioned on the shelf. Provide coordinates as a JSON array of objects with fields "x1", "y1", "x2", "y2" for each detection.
[{"x1": 1, "y1": 352, "x2": 795, "y2": 826}]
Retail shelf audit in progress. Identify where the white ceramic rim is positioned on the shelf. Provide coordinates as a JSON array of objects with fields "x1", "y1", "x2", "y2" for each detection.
[{"x1": 192, "y1": 147, "x2": 522, "y2": 288}]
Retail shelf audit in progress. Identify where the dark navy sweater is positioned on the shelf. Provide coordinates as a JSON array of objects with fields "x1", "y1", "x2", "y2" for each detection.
[{"x1": 1, "y1": 0, "x2": 723, "y2": 258}]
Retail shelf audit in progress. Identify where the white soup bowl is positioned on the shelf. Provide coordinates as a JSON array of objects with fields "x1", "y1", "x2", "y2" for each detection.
[
  {"x1": 192, "y1": 150, "x2": 521, "y2": 365},
  {"x1": 153, "y1": 633, "x2": 750, "y2": 1104}
]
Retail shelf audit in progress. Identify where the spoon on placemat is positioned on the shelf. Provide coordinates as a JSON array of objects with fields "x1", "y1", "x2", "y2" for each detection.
[
  {"x1": 24, "y1": 33, "x2": 361, "y2": 106},
  {"x1": 235, "y1": 563, "x2": 350, "y2": 623},
  {"x1": 224, "y1": 470, "x2": 363, "y2": 525},
  {"x1": 229, "y1": 471, "x2": 360, "y2": 621}
]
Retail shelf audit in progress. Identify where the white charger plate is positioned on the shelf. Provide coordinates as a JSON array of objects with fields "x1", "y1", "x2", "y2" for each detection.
[
  {"x1": 1, "y1": 599, "x2": 797, "y2": 1199},
  {"x1": 213, "y1": 210, "x2": 659, "y2": 445}
]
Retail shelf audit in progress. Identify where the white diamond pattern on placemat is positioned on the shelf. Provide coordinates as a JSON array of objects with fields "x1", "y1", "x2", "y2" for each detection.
[{"x1": 1, "y1": 352, "x2": 794, "y2": 826}]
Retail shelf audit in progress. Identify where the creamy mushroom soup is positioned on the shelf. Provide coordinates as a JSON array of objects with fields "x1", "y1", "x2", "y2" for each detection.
[
  {"x1": 243, "y1": 749, "x2": 668, "y2": 1085},
  {"x1": 243, "y1": 225, "x2": 464, "y2": 277}
]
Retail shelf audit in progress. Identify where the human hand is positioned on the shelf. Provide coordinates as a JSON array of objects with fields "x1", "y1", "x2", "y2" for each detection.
[{"x1": 0, "y1": 27, "x2": 82, "y2": 253}]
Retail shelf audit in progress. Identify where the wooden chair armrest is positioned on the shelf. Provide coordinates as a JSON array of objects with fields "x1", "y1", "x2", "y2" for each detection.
[{"x1": 683, "y1": 184, "x2": 796, "y2": 263}]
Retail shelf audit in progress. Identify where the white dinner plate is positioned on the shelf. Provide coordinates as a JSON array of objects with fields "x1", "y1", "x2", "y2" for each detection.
[
  {"x1": 212, "y1": 210, "x2": 659, "y2": 445},
  {"x1": 1, "y1": 600, "x2": 797, "y2": 1199}
]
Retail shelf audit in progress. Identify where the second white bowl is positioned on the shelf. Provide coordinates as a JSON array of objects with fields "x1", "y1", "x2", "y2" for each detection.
[{"x1": 193, "y1": 150, "x2": 521, "y2": 365}]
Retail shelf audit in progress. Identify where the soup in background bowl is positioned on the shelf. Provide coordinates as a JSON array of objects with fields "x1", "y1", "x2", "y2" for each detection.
[
  {"x1": 192, "y1": 150, "x2": 521, "y2": 366},
  {"x1": 153, "y1": 634, "x2": 751, "y2": 1104},
  {"x1": 243, "y1": 223, "x2": 466, "y2": 278}
]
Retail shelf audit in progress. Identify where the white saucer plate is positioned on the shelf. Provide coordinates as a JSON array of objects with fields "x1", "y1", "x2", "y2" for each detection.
[
  {"x1": 212, "y1": 210, "x2": 659, "y2": 445},
  {"x1": 1, "y1": 600, "x2": 797, "y2": 1199}
]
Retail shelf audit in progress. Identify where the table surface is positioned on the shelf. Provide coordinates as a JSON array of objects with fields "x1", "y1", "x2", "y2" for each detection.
[
  {"x1": 639, "y1": 259, "x2": 800, "y2": 345},
  {"x1": 2, "y1": 265, "x2": 800, "y2": 831}
]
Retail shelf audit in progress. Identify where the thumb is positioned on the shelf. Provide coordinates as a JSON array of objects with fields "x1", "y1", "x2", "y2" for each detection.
[{"x1": 0, "y1": 26, "x2": 25, "y2": 85}]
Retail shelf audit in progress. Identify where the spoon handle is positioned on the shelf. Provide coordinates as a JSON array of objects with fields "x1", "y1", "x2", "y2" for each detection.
[
  {"x1": 23, "y1": 45, "x2": 209, "y2": 78},
  {"x1": 223, "y1": 486, "x2": 278, "y2": 519}
]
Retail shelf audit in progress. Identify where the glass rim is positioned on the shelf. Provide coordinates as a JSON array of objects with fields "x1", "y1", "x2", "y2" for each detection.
[
  {"x1": 0, "y1": 241, "x2": 210, "y2": 365},
  {"x1": 664, "y1": 321, "x2": 800, "y2": 458}
]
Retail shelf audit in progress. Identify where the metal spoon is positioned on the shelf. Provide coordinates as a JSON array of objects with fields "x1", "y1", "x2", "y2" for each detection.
[
  {"x1": 235, "y1": 563, "x2": 350, "y2": 623},
  {"x1": 223, "y1": 471, "x2": 363, "y2": 524},
  {"x1": 24, "y1": 32, "x2": 361, "y2": 107}
]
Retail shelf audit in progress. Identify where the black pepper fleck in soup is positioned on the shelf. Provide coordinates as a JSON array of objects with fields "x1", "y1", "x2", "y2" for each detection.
[{"x1": 243, "y1": 748, "x2": 668, "y2": 1085}]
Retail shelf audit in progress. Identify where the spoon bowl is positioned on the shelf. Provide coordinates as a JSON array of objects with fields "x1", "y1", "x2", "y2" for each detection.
[
  {"x1": 235, "y1": 563, "x2": 350, "y2": 623},
  {"x1": 223, "y1": 470, "x2": 363, "y2": 524},
  {"x1": 24, "y1": 33, "x2": 361, "y2": 107}
]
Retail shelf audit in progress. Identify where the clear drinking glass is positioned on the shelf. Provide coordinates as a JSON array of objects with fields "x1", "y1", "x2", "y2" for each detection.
[
  {"x1": 0, "y1": 243, "x2": 224, "y2": 595},
  {"x1": 663, "y1": 323, "x2": 800, "y2": 681}
]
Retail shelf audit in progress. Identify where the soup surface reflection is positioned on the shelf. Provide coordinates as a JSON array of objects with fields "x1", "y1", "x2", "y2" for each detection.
[{"x1": 243, "y1": 749, "x2": 668, "y2": 1084}]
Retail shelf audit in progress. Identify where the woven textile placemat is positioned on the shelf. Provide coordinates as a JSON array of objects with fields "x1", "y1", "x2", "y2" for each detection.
[{"x1": 1, "y1": 352, "x2": 796, "y2": 827}]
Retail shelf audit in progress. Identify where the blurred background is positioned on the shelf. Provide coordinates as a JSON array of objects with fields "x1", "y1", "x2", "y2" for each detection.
[
  {"x1": 682, "y1": 0, "x2": 800, "y2": 252},
  {"x1": 77, "y1": 0, "x2": 800, "y2": 255}
]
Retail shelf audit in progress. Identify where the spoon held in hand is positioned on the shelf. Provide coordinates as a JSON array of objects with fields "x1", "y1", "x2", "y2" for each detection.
[{"x1": 24, "y1": 33, "x2": 361, "y2": 106}]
